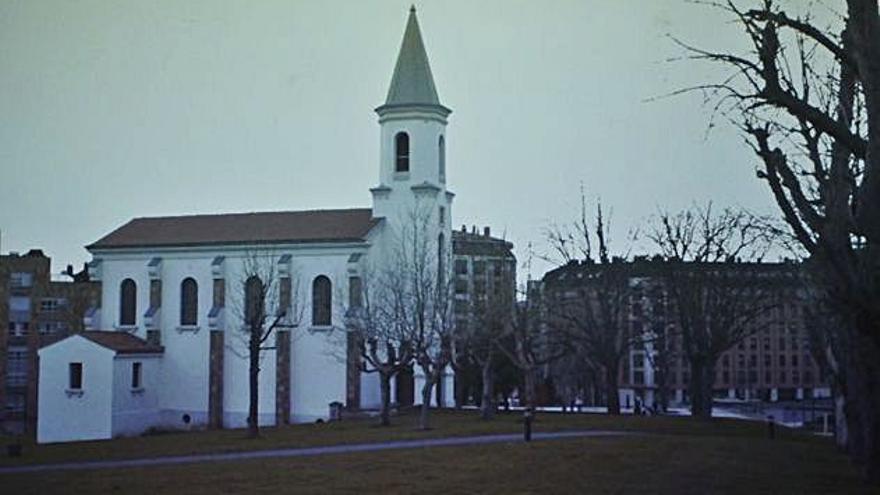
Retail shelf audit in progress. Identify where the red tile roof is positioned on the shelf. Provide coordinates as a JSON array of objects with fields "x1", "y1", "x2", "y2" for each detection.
[
  {"x1": 87, "y1": 208, "x2": 379, "y2": 250},
  {"x1": 80, "y1": 331, "x2": 164, "y2": 355}
]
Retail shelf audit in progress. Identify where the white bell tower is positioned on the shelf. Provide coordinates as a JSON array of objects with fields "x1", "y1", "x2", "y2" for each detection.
[{"x1": 371, "y1": 6, "x2": 453, "y2": 245}]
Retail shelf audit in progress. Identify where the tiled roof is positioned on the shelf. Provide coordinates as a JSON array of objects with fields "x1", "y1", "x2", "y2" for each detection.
[
  {"x1": 88, "y1": 208, "x2": 379, "y2": 250},
  {"x1": 378, "y1": 7, "x2": 450, "y2": 116},
  {"x1": 81, "y1": 331, "x2": 164, "y2": 355}
]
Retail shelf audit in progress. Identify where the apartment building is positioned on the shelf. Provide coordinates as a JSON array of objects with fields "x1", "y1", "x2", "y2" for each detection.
[{"x1": 1, "y1": 249, "x2": 99, "y2": 433}]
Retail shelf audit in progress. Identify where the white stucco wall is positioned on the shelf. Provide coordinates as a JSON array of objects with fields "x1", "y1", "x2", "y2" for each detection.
[
  {"x1": 37, "y1": 336, "x2": 115, "y2": 443},
  {"x1": 91, "y1": 245, "x2": 367, "y2": 429},
  {"x1": 414, "y1": 366, "x2": 454, "y2": 407},
  {"x1": 156, "y1": 256, "x2": 212, "y2": 427},
  {"x1": 112, "y1": 355, "x2": 161, "y2": 437}
]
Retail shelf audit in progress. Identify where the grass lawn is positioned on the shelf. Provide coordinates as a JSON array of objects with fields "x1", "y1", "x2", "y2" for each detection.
[{"x1": 1, "y1": 410, "x2": 874, "y2": 494}]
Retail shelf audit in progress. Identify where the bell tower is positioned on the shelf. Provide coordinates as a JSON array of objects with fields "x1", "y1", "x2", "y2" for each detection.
[{"x1": 371, "y1": 6, "x2": 453, "y2": 237}]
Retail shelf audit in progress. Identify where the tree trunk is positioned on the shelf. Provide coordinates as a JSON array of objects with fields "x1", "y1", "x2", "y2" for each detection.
[
  {"x1": 480, "y1": 357, "x2": 494, "y2": 420},
  {"x1": 247, "y1": 330, "x2": 260, "y2": 438},
  {"x1": 689, "y1": 357, "x2": 714, "y2": 420},
  {"x1": 605, "y1": 365, "x2": 621, "y2": 415},
  {"x1": 523, "y1": 367, "x2": 537, "y2": 409},
  {"x1": 835, "y1": 391, "x2": 849, "y2": 451},
  {"x1": 379, "y1": 371, "x2": 392, "y2": 427},
  {"x1": 419, "y1": 372, "x2": 433, "y2": 430},
  {"x1": 853, "y1": 325, "x2": 880, "y2": 484}
]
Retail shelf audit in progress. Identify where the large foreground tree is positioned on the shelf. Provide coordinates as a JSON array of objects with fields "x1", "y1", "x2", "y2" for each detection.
[{"x1": 679, "y1": 0, "x2": 880, "y2": 479}]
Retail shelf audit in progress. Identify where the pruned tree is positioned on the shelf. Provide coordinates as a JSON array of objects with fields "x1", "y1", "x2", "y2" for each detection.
[
  {"x1": 641, "y1": 276, "x2": 679, "y2": 414},
  {"x1": 451, "y1": 253, "x2": 516, "y2": 420},
  {"x1": 341, "y1": 263, "x2": 414, "y2": 427},
  {"x1": 230, "y1": 251, "x2": 302, "y2": 438},
  {"x1": 497, "y1": 281, "x2": 570, "y2": 409},
  {"x1": 676, "y1": 0, "x2": 880, "y2": 478},
  {"x1": 543, "y1": 201, "x2": 639, "y2": 415},
  {"x1": 399, "y1": 206, "x2": 453, "y2": 431},
  {"x1": 340, "y1": 204, "x2": 452, "y2": 430},
  {"x1": 646, "y1": 204, "x2": 780, "y2": 419}
]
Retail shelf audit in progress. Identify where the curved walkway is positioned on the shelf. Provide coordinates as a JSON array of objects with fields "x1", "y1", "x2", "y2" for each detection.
[{"x1": 0, "y1": 430, "x2": 635, "y2": 474}]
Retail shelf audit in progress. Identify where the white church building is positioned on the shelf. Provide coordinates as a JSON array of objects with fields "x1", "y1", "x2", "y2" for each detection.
[{"x1": 37, "y1": 7, "x2": 455, "y2": 443}]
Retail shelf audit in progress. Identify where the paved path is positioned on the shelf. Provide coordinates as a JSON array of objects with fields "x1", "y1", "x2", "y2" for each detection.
[{"x1": 0, "y1": 430, "x2": 634, "y2": 474}]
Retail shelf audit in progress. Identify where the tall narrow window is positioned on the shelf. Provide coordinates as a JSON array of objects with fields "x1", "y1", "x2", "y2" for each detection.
[
  {"x1": 69, "y1": 362, "x2": 83, "y2": 390},
  {"x1": 244, "y1": 276, "x2": 264, "y2": 328},
  {"x1": 395, "y1": 132, "x2": 410, "y2": 172},
  {"x1": 312, "y1": 275, "x2": 332, "y2": 326},
  {"x1": 120, "y1": 279, "x2": 137, "y2": 326},
  {"x1": 438, "y1": 135, "x2": 445, "y2": 181},
  {"x1": 349, "y1": 276, "x2": 363, "y2": 309},
  {"x1": 131, "y1": 362, "x2": 142, "y2": 389},
  {"x1": 437, "y1": 233, "x2": 446, "y2": 291},
  {"x1": 180, "y1": 277, "x2": 198, "y2": 326}
]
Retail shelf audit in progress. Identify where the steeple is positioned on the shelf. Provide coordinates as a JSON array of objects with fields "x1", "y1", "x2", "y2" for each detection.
[{"x1": 377, "y1": 6, "x2": 451, "y2": 117}]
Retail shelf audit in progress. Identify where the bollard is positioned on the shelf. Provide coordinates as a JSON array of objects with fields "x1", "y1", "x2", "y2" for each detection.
[
  {"x1": 767, "y1": 415, "x2": 776, "y2": 440},
  {"x1": 523, "y1": 408, "x2": 534, "y2": 442}
]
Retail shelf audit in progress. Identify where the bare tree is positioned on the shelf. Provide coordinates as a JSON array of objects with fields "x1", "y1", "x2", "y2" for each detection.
[
  {"x1": 647, "y1": 204, "x2": 780, "y2": 419},
  {"x1": 543, "y1": 202, "x2": 639, "y2": 415},
  {"x1": 497, "y1": 281, "x2": 570, "y2": 409},
  {"x1": 341, "y1": 205, "x2": 451, "y2": 430},
  {"x1": 398, "y1": 207, "x2": 453, "y2": 431},
  {"x1": 452, "y1": 258, "x2": 516, "y2": 420},
  {"x1": 230, "y1": 251, "x2": 302, "y2": 438},
  {"x1": 677, "y1": 0, "x2": 880, "y2": 478},
  {"x1": 341, "y1": 263, "x2": 414, "y2": 427},
  {"x1": 641, "y1": 277, "x2": 679, "y2": 414}
]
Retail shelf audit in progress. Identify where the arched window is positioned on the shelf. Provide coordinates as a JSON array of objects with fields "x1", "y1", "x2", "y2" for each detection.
[
  {"x1": 312, "y1": 275, "x2": 332, "y2": 326},
  {"x1": 395, "y1": 132, "x2": 410, "y2": 172},
  {"x1": 120, "y1": 278, "x2": 137, "y2": 326},
  {"x1": 244, "y1": 276, "x2": 263, "y2": 328},
  {"x1": 438, "y1": 135, "x2": 445, "y2": 181},
  {"x1": 180, "y1": 277, "x2": 198, "y2": 326}
]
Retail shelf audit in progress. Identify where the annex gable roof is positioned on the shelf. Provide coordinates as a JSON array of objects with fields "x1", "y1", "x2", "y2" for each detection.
[
  {"x1": 40, "y1": 331, "x2": 164, "y2": 356},
  {"x1": 88, "y1": 208, "x2": 380, "y2": 251}
]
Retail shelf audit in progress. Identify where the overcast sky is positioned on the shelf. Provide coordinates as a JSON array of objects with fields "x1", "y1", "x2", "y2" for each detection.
[{"x1": 1, "y1": 0, "x2": 787, "y2": 280}]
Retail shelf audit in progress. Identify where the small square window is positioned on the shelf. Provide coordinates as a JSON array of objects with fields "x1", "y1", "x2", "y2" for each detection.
[{"x1": 69, "y1": 362, "x2": 83, "y2": 390}]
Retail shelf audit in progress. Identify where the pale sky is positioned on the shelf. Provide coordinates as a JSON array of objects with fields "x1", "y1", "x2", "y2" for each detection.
[{"x1": 0, "y1": 0, "x2": 782, "y2": 280}]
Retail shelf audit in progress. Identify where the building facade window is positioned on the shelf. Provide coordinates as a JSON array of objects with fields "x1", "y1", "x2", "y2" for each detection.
[
  {"x1": 120, "y1": 279, "x2": 137, "y2": 326},
  {"x1": 312, "y1": 275, "x2": 332, "y2": 326},
  {"x1": 6, "y1": 347, "x2": 27, "y2": 387},
  {"x1": 438, "y1": 233, "x2": 446, "y2": 290},
  {"x1": 180, "y1": 277, "x2": 198, "y2": 326},
  {"x1": 10, "y1": 272, "x2": 33, "y2": 288},
  {"x1": 69, "y1": 362, "x2": 83, "y2": 390},
  {"x1": 348, "y1": 276, "x2": 362, "y2": 309},
  {"x1": 40, "y1": 298, "x2": 64, "y2": 313},
  {"x1": 131, "y1": 362, "x2": 142, "y2": 389},
  {"x1": 395, "y1": 132, "x2": 410, "y2": 172},
  {"x1": 438, "y1": 135, "x2": 445, "y2": 181}
]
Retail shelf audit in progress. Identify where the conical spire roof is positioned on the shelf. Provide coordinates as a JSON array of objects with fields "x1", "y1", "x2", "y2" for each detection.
[{"x1": 379, "y1": 6, "x2": 449, "y2": 114}]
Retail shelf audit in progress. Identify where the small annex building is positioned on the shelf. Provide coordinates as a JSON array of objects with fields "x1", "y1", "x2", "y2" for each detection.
[{"x1": 37, "y1": 332, "x2": 163, "y2": 443}]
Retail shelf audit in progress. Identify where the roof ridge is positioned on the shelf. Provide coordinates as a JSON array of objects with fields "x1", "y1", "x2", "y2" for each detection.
[{"x1": 129, "y1": 207, "x2": 372, "y2": 222}]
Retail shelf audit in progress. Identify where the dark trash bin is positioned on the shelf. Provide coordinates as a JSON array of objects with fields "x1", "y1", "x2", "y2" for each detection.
[{"x1": 329, "y1": 401, "x2": 344, "y2": 422}]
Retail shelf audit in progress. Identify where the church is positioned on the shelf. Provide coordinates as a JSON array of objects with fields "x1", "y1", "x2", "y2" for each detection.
[{"x1": 36, "y1": 7, "x2": 456, "y2": 443}]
